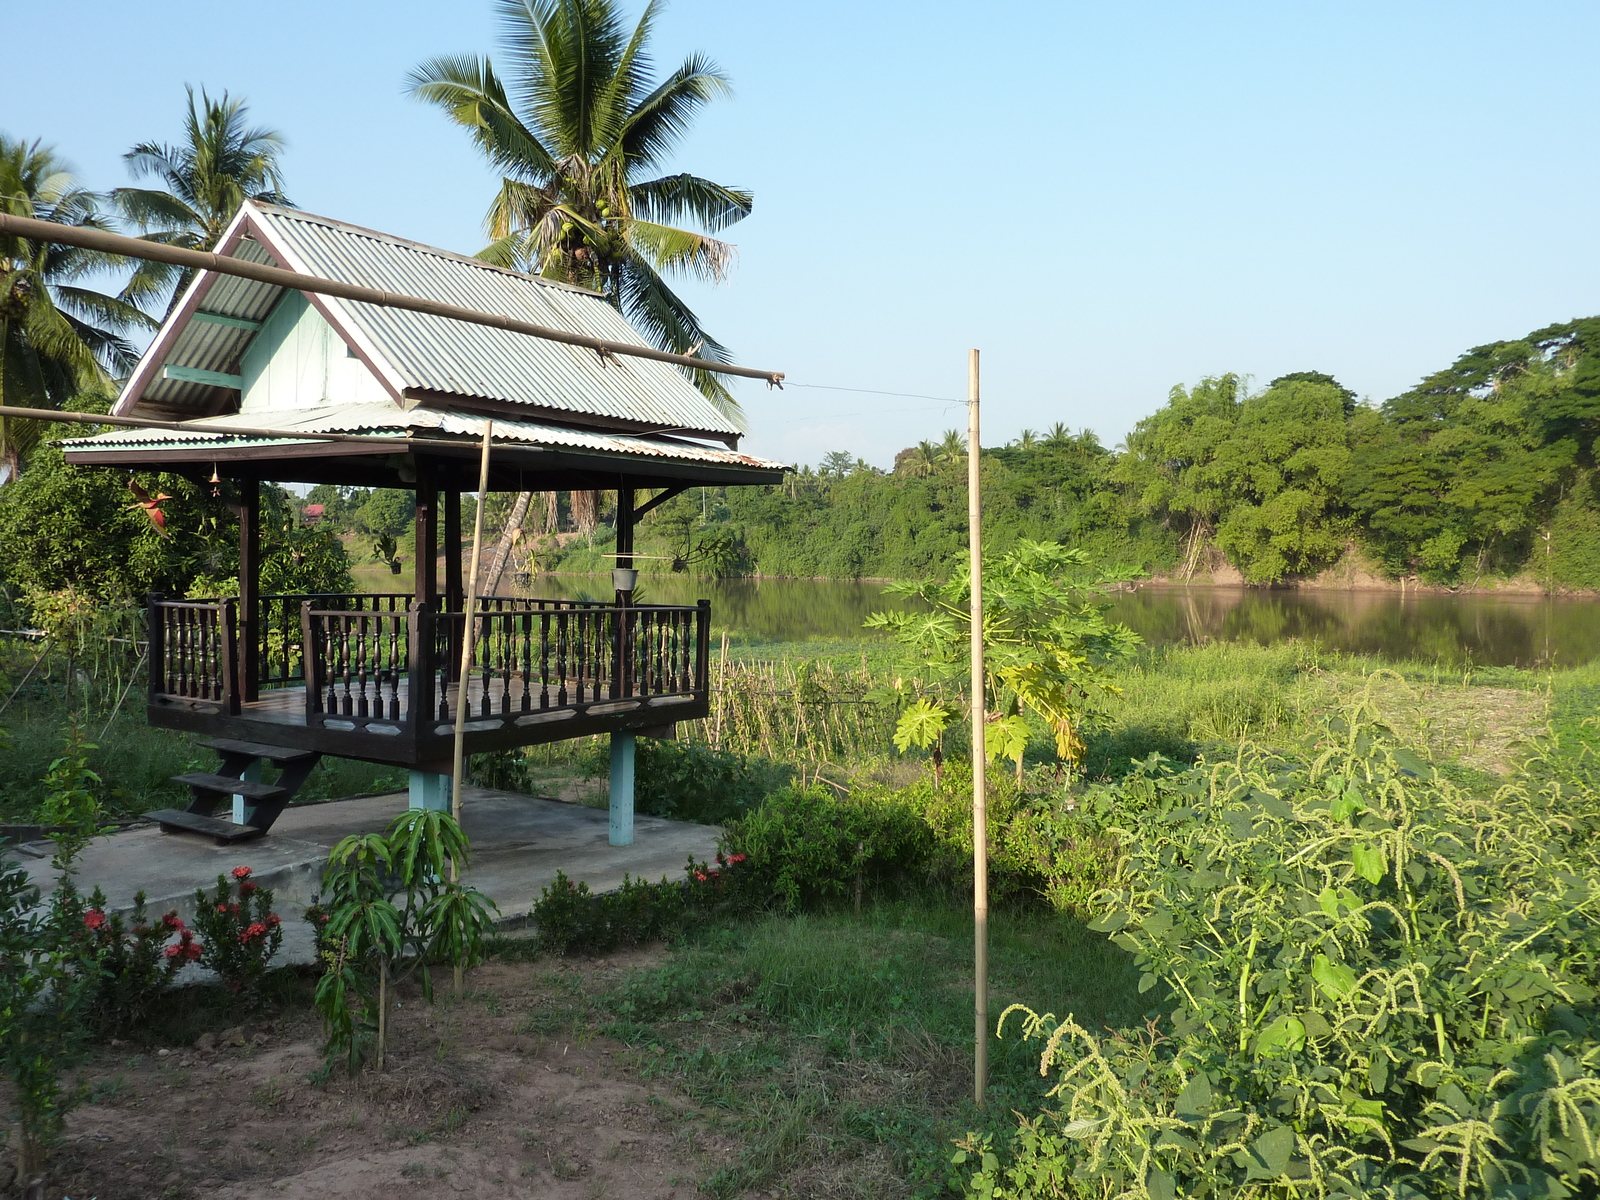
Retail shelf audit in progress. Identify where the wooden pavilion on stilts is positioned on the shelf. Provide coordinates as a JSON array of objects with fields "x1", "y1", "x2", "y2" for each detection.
[{"x1": 56, "y1": 201, "x2": 787, "y2": 846}]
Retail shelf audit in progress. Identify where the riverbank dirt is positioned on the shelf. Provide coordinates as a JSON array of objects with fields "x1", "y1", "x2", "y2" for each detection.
[{"x1": 33, "y1": 950, "x2": 735, "y2": 1200}]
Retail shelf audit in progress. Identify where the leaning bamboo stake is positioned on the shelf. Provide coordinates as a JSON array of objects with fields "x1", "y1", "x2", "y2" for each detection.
[
  {"x1": 968, "y1": 348, "x2": 989, "y2": 1107},
  {"x1": 0, "y1": 212, "x2": 785, "y2": 386},
  {"x1": 450, "y1": 420, "x2": 494, "y2": 999}
]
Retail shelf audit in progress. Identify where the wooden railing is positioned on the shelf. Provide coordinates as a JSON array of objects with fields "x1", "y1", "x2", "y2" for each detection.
[
  {"x1": 258, "y1": 593, "x2": 411, "y2": 689},
  {"x1": 147, "y1": 592, "x2": 711, "y2": 739},
  {"x1": 301, "y1": 605, "x2": 414, "y2": 731},
  {"x1": 148, "y1": 596, "x2": 240, "y2": 713},
  {"x1": 421, "y1": 600, "x2": 709, "y2": 722}
]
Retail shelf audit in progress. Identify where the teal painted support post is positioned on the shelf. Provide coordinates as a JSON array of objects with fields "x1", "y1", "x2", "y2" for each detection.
[
  {"x1": 233, "y1": 760, "x2": 262, "y2": 825},
  {"x1": 609, "y1": 731, "x2": 635, "y2": 847},
  {"x1": 409, "y1": 771, "x2": 452, "y2": 812}
]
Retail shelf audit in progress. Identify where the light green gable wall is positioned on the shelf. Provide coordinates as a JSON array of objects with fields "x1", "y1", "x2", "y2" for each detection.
[{"x1": 239, "y1": 291, "x2": 390, "y2": 412}]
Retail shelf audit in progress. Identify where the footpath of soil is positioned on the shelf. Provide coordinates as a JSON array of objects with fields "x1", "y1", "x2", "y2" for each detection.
[{"x1": 29, "y1": 953, "x2": 742, "y2": 1200}]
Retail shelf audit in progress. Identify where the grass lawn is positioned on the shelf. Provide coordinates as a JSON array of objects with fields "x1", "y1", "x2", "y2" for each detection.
[{"x1": 563, "y1": 899, "x2": 1140, "y2": 1198}]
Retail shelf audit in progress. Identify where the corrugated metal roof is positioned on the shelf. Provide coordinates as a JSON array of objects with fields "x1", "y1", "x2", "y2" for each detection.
[
  {"x1": 118, "y1": 202, "x2": 745, "y2": 440},
  {"x1": 64, "y1": 403, "x2": 786, "y2": 470}
]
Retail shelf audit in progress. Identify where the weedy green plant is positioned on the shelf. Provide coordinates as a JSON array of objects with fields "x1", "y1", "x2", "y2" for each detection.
[
  {"x1": 958, "y1": 701, "x2": 1600, "y2": 1199},
  {"x1": 36, "y1": 718, "x2": 110, "y2": 871},
  {"x1": 313, "y1": 809, "x2": 498, "y2": 1073},
  {"x1": 0, "y1": 855, "x2": 95, "y2": 1188}
]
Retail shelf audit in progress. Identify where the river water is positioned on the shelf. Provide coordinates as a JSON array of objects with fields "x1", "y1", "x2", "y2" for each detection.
[
  {"x1": 520, "y1": 574, "x2": 1600, "y2": 669},
  {"x1": 353, "y1": 565, "x2": 1600, "y2": 668}
]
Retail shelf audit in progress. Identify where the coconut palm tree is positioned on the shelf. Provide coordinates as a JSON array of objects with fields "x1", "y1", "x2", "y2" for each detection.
[
  {"x1": 936, "y1": 429, "x2": 967, "y2": 466},
  {"x1": 407, "y1": 0, "x2": 752, "y2": 417},
  {"x1": 0, "y1": 137, "x2": 155, "y2": 482},
  {"x1": 1043, "y1": 422, "x2": 1072, "y2": 448},
  {"x1": 113, "y1": 87, "x2": 291, "y2": 314},
  {"x1": 898, "y1": 440, "x2": 940, "y2": 479},
  {"x1": 1011, "y1": 428, "x2": 1038, "y2": 450}
]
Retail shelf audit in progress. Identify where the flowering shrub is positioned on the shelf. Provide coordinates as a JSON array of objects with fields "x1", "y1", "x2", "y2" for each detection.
[
  {"x1": 192, "y1": 866, "x2": 282, "y2": 997},
  {"x1": 77, "y1": 887, "x2": 200, "y2": 1033}
]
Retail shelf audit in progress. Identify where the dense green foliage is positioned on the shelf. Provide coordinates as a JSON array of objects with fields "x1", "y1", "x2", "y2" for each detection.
[
  {"x1": 0, "y1": 446, "x2": 352, "y2": 606},
  {"x1": 499, "y1": 319, "x2": 1600, "y2": 592},
  {"x1": 958, "y1": 709, "x2": 1600, "y2": 1199}
]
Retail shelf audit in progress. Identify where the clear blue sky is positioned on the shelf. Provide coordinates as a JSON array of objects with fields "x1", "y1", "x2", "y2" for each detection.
[{"x1": 6, "y1": 0, "x2": 1598, "y2": 469}]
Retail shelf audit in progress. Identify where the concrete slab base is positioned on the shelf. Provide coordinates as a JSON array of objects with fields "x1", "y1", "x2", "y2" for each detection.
[{"x1": 17, "y1": 789, "x2": 720, "y2": 965}]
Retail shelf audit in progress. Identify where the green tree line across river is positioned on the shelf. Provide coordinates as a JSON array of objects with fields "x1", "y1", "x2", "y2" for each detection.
[{"x1": 577, "y1": 318, "x2": 1600, "y2": 591}]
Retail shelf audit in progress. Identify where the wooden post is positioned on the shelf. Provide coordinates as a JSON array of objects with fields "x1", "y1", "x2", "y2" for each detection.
[
  {"x1": 450, "y1": 423, "x2": 494, "y2": 827},
  {"x1": 414, "y1": 470, "x2": 439, "y2": 610},
  {"x1": 445, "y1": 489, "x2": 464, "y2": 608},
  {"x1": 236, "y1": 480, "x2": 260, "y2": 702},
  {"x1": 615, "y1": 486, "x2": 635, "y2": 603},
  {"x1": 445, "y1": 489, "x2": 463, "y2": 681},
  {"x1": 968, "y1": 348, "x2": 989, "y2": 1107},
  {"x1": 609, "y1": 486, "x2": 638, "y2": 847}
]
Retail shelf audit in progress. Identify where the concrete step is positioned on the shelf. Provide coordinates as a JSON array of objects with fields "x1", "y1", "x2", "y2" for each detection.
[
  {"x1": 142, "y1": 808, "x2": 267, "y2": 846},
  {"x1": 198, "y1": 738, "x2": 318, "y2": 764},
  {"x1": 171, "y1": 772, "x2": 289, "y2": 802}
]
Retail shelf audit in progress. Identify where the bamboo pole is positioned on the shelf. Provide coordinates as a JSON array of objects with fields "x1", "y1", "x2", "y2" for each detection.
[
  {"x1": 968, "y1": 348, "x2": 989, "y2": 1107},
  {"x1": 0, "y1": 211, "x2": 784, "y2": 385},
  {"x1": 449, "y1": 421, "x2": 493, "y2": 997}
]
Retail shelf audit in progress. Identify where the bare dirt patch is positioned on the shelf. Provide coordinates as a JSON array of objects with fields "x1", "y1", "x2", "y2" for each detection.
[{"x1": 40, "y1": 951, "x2": 734, "y2": 1200}]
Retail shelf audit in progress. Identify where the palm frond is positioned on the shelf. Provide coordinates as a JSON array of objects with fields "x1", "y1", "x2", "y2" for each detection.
[
  {"x1": 617, "y1": 254, "x2": 741, "y2": 422},
  {"x1": 618, "y1": 53, "x2": 730, "y2": 171},
  {"x1": 628, "y1": 173, "x2": 750, "y2": 232},
  {"x1": 626, "y1": 219, "x2": 735, "y2": 283}
]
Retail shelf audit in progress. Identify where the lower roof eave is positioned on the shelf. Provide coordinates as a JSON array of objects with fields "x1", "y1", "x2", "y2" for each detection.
[{"x1": 62, "y1": 438, "x2": 787, "y2": 490}]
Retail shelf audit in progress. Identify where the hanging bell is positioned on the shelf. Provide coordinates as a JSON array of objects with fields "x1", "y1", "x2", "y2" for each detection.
[{"x1": 208, "y1": 464, "x2": 223, "y2": 498}]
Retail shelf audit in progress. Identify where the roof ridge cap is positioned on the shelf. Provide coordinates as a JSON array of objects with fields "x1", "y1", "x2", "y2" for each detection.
[{"x1": 249, "y1": 202, "x2": 607, "y2": 298}]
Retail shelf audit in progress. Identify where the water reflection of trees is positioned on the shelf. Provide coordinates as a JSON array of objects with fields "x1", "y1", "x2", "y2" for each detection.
[
  {"x1": 1110, "y1": 587, "x2": 1600, "y2": 668},
  {"x1": 516, "y1": 574, "x2": 914, "y2": 642},
  {"x1": 516, "y1": 575, "x2": 1600, "y2": 666}
]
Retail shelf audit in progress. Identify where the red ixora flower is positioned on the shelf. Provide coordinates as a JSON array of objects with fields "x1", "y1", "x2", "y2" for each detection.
[
  {"x1": 231, "y1": 866, "x2": 252, "y2": 880},
  {"x1": 162, "y1": 912, "x2": 185, "y2": 931},
  {"x1": 216, "y1": 904, "x2": 230, "y2": 914},
  {"x1": 266, "y1": 914, "x2": 281, "y2": 927},
  {"x1": 237, "y1": 922, "x2": 270, "y2": 944},
  {"x1": 238, "y1": 880, "x2": 258, "y2": 896},
  {"x1": 726, "y1": 853, "x2": 747, "y2": 865},
  {"x1": 694, "y1": 871, "x2": 708, "y2": 882},
  {"x1": 164, "y1": 944, "x2": 182, "y2": 959},
  {"x1": 185, "y1": 942, "x2": 202, "y2": 961},
  {"x1": 83, "y1": 909, "x2": 107, "y2": 930}
]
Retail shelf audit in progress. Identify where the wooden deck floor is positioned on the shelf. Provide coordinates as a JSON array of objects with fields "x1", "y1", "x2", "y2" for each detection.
[{"x1": 244, "y1": 675, "x2": 686, "y2": 728}]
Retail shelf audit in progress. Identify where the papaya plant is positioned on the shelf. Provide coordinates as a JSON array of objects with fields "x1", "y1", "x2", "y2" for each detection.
[{"x1": 866, "y1": 540, "x2": 1140, "y2": 779}]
